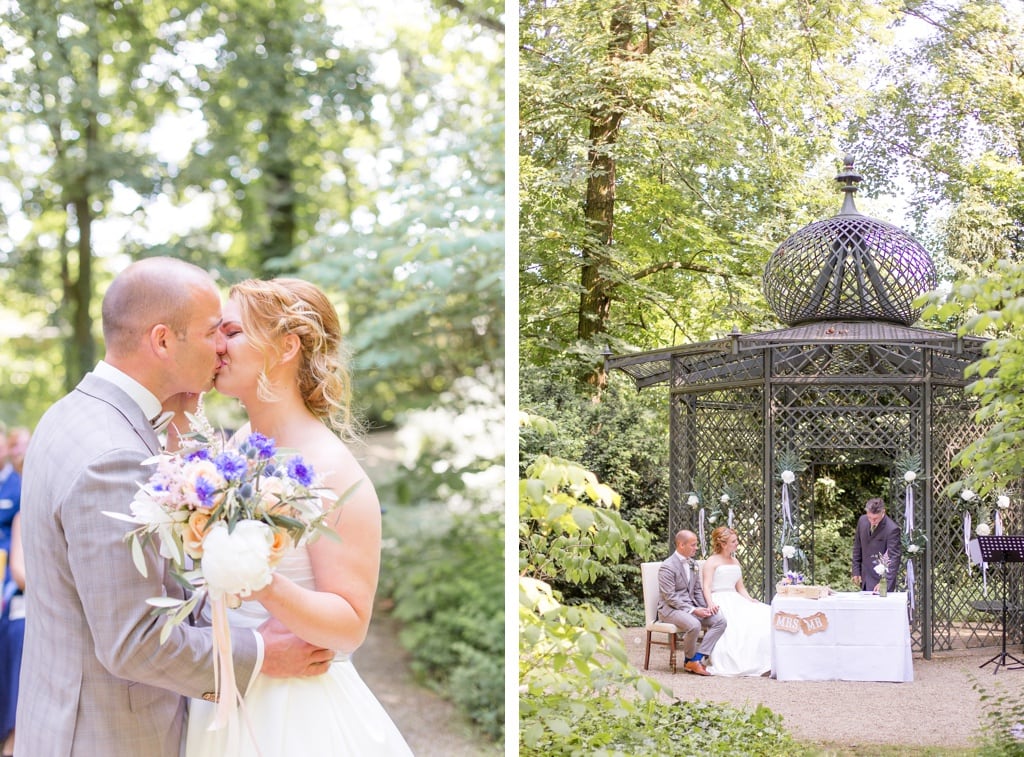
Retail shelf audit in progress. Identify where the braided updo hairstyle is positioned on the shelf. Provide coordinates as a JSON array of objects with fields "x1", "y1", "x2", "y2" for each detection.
[{"x1": 230, "y1": 278, "x2": 360, "y2": 443}]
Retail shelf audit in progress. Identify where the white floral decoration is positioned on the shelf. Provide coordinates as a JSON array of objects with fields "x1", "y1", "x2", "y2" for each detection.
[
  {"x1": 781, "y1": 470, "x2": 796, "y2": 485},
  {"x1": 976, "y1": 522, "x2": 992, "y2": 537},
  {"x1": 781, "y1": 545, "x2": 796, "y2": 559},
  {"x1": 997, "y1": 495, "x2": 1010, "y2": 510},
  {"x1": 903, "y1": 470, "x2": 916, "y2": 483},
  {"x1": 960, "y1": 488, "x2": 976, "y2": 502},
  {"x1": 686, "y1": 494, "x2": 700, "y2": 508},
  {"x1": 720, "y1": 493, "x2": 730, "y2": 504}
]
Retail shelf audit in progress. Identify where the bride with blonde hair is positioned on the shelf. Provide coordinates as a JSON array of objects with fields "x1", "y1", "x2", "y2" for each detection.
[{"x1": 700, "y1": 526, "x2": 772, "y2": 677}]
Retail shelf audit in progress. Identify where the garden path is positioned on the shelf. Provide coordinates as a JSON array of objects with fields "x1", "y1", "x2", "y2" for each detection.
[{"x1": 624, "y1": 628, "x2": 1017, "y2": 752}]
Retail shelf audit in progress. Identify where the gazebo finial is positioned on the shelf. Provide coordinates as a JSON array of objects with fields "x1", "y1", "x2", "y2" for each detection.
[{"x1": 834, "y1": 154, "x2": 862, "y2": 216}]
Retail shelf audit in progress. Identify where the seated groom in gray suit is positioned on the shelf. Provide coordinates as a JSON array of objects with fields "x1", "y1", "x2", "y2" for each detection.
[
  {"x1": 657, "y1": 529, "x2": 727, "y2": 676},
  {"x1": 16, "y1": 258, "x2": 334, "y2": 757}
]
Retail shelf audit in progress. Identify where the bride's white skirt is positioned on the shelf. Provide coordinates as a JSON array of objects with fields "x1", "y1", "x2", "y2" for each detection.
[
  {"x1": 185, "y1": 657, "x2": 414, "y2": 756},
  {"x1": 706, "y1": 590, "x2": 772, "y2": 677}
]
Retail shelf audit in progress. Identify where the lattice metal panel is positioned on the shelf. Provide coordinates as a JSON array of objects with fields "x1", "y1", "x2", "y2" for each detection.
[
  {"x1": 762, "y1": 159, "x2": 938, "y2": 327},
  {"x1": 929, "y1": 386, "x2": 1012, "y2": 651},
  {"x1": 670, "y1": 387, "x2": 766, "y2": 596},
  {"x1": 672, "y1": 349, "x2": 765, "y2": 391},
  {"x1": 773, "y1": 343, "x2": 926, "y2": 379}
]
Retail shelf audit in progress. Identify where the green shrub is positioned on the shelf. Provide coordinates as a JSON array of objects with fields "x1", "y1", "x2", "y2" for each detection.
[
  {"x1": 380, "y1": 505, "x2": 504, "y2": 741},
  {"x1": 521, "y1": 696, "x2": 801, "y2": 756}
]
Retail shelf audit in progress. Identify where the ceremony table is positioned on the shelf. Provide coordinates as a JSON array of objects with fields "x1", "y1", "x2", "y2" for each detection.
[{"x1": 770, "y1": 591, "x2": 913, "y2": 682}]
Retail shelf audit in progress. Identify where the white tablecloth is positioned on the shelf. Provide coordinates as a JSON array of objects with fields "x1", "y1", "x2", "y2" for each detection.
[{"x1": 770, "y1": 591, "x2": 913, "y2": 682}]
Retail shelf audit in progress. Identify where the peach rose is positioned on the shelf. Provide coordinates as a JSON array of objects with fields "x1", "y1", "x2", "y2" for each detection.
[
  {"x1": 183, "y1": 511, "x2": 211, "y2": 559},
  {"x1": 268, "y1": 528, "x2": 294, "y2": 566}
]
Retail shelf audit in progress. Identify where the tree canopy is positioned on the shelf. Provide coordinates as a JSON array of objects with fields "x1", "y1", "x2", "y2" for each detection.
[{"x1": 0, "y1": 0, "x2": 504, "y2": 426}]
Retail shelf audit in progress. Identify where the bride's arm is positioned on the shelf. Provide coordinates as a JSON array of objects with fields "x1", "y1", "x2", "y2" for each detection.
[
  {"x1": 735, "y1": 573, "x2": 758, "y2": 603},
  {"x1": 701, "y1": 557, "x2": 717, "y2": 601},
  {"x1": 251, "y1": 463, "x2": 381, "y2": 653}
]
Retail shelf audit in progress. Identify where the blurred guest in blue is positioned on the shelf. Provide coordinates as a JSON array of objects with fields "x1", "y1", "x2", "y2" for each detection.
[
  {"x1": 0, "y1": 511, "x2": 23, "y2": 756},
  {"x1": 0, "y1": 430, "x2": 21, "y2": 558}
]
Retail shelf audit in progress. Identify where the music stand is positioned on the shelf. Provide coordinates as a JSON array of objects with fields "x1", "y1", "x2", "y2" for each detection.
[{"x1": 977, "y1": 535, "x2": 1024, "y2": 674}]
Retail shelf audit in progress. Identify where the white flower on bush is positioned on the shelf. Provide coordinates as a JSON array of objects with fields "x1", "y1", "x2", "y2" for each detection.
[
  {"x1": 781, "y1": 545, "x2": 796, "y2": 559},
  {"x1": 903, "y1": 471, "x2": 916, "y2": 483},
  {"x1": 781, "y1": 470, "x2": 795, "y2": 484},
  {"x1": 687, "y1": 494, "x2": 700, "y2": 508},
  {"x1": 998, "y1": 495, "x2": 1010, "y2": 510},
  {"x1": 201, "y1": 520, "x2": 274, "y2": 600},
  {"x1": 720, "y1": 494, "x2": 730, "y2": 505},
  {"x1": 976, "y1": 522, "x2": 992, "y2": 537},
  {"x1": 960, "y1": 488, "x2": 976, "y2": 502}
]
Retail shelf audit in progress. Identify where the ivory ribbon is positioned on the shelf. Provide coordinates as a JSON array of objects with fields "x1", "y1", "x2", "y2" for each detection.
[
  {"x1": 781, "y1": 483, "x2": 794, "y2": 532},
  {"x1": 904, "y1": 484, "x2": 915, "y2": 612},
  {"x1": 209, "y1": 595, "x2": 261, "y2": 754},
  {"x1": 996, "y1": 510, "x2": 1004, "y2": 536},
  {"x1": 698, "y1": 508, "x2": 706, "y2": 556},
  {"x1": 964, "y1": 512, "x2": 972, "y2": 572},
  {"x1": 727, "y1": 508, "x2": 734, "y2": 528},
  {"x1": 211, "y1": 596, "x2": 238, "y2": 730}
]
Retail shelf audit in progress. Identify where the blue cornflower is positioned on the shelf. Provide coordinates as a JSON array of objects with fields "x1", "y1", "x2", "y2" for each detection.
[
  {"x1": 243, "y1": 432, "x2": 276, "y2": 460},
  {"x1": 194, "y1": 476, "x2": 219, "y2": 509},
  {"x1": 213, "y1": 451, "x2": 248, "y2": 482},
  {"x1": 185, "y1": 449, "x2": 211, "y2": 462},
  {"x1": 286, "y1": 456, "x2": 314, "y2": 487}
]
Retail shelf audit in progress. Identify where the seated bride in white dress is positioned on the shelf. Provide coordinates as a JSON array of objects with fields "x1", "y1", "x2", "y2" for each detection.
[
  {"x1": 700, "y1": 526, "x2": 771, "y2": 677},
  {"x1": 181, "y1": 278, "x2": 413, "y2": 756}
]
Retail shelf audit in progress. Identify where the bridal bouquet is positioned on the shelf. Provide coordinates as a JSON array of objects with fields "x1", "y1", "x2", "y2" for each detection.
[{"x1": 104, "y1": 400, "x2": 350, "y2": 725}]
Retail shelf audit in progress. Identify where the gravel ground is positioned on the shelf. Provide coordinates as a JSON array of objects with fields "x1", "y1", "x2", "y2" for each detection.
[{"x1": 622, "y1": 628, "x2": 1024, "y2": 752}]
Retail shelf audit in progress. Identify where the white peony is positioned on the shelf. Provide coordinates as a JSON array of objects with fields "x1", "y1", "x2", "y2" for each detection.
[
  {"x1": 976, "y1": 523, "x2": 992, "y2": 537},
  {"x1": 781, "y1": 470, "x2": 796, "y2": 484},
  {"x1": 903, "y1": 471, "x2": 916, "y2": 483},
  {"x1": 998, "y1": 495, "x2": 1010, "y2": 510},
  {"x1": 781, "y1": 545, "x2": 796, "y2": 559},
  {"x1": 960, "y1": 488, "x2": 976, "y2": 502},
  {"x1": 687, "y1": 494, "x2": 699, "y2": 508},
  {"x1": 201, "y1": 520, "x2": 274, "y2": 600}
]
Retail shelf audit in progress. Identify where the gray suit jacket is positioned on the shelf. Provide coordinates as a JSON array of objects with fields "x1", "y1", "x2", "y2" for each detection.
[
  {"x1": 16, "y1": 373, "x2": 259, "y2": 757},
  {"x1": 657, "y1": 553, "x2": 706, "y2": 616}
]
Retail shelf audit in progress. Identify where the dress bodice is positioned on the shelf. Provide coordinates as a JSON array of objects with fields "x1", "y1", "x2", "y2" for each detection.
[{"x1": 710, "y1": 563, "x2": 742, "y2": 593}]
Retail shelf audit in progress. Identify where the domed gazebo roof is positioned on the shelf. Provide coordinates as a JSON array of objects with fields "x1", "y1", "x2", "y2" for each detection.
[{"x1": 762, "y1": 156, "x2": 938, "y2": 326}]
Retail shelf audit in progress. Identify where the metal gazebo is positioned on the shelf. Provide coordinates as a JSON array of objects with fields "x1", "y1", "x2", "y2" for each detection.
[{"x1": 607, "y1": 158, "x2": 1016, "y2": 657}]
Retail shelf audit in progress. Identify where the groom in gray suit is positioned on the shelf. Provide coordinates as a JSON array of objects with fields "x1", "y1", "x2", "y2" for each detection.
[
  {"x1": 657, "y1": 529, "x2": 727, "y2": 676},
  {"x1": 16, "y1": 258, "x2": 334, "y2": 757}
]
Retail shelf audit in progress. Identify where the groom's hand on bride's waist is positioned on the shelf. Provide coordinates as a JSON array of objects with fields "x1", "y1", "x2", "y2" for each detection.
[{"x1": 258, "y1": 616, "x2": 335, "y2": 678}]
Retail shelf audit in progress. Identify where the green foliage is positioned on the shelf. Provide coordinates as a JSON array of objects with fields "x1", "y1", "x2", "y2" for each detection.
[
  {"x1": 920, "y1": 260, "x2": 1024, "y2": 498},
  {"x1": 812, "y1": 518, "x2": 859, "y2": 592},
  {"x1": 521, "y1": 691, "x2": 800, "y2": 757},
  {"x1": 380, "y1": 505, "x2": 503, "y2": 741},
  {"x1": 973, "y1": 676, "x2": 1024, "y2": 756},
  {"x1": 519, "y1": 442, "x2": 652, "y2": 588}
]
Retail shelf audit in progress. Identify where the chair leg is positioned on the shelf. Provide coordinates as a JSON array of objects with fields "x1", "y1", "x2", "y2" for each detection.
[
  {"x1": 644, "y1": 631, "x2": 652, "y2": 670},
  {"x1": 669, "y1": 632, "x2": 677, "y2": 674}
]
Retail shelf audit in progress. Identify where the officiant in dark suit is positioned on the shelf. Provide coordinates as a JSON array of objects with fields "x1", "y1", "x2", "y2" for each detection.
[
  {"x1": 852, "y1": 497, "x2": 901, "y2": 592},
  {"x1": 657, "y1": 529, "x2": 727, "y2": 676}
]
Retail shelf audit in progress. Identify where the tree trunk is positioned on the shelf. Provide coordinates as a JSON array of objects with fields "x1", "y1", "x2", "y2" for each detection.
[{"x1": 577, "y1": 5, "x2": 648, "y2": 387}]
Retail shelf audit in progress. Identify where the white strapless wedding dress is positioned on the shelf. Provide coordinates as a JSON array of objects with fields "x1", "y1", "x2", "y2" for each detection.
[
  {"x1": 705, "y1": 563, "x2": 772, "y2": 677},
  {"x1": 185, "y1": 546, "x2": 414, "y2": 756}
]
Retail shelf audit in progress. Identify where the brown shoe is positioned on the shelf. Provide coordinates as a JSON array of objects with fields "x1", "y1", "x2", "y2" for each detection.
[{"x1": 683, "y1": 660, "x2": 710, "y2": 676}]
